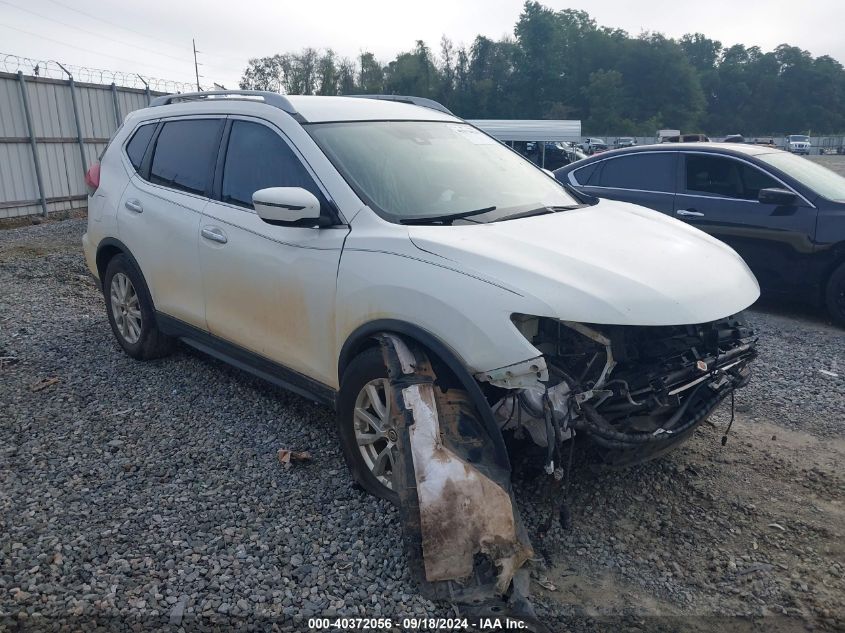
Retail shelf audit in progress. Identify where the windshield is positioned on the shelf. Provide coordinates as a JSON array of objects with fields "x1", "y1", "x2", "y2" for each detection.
[
  {"x1": 307, "y1": 121, "x2": 578, "y2": 222},
  {"x1": 759, "y1": 152, "x2": 845, "y2": 202},
  {"x1": 789, "y1": 135, "x2": 810, "y2": 142}
]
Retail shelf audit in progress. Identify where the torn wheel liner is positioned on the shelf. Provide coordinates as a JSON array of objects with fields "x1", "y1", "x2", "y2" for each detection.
[{"x1": 375, "y1": 334, "x2": 535, "y2": 607}]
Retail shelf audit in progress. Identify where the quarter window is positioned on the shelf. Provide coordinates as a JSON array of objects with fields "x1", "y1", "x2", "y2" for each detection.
[
  {"x1": 149, "y1": 119, "x2": 223, "y2": 195},
  {"x1": 125, "y1": 123, "x2": 155, "y2": 171},
  {"x1": 684, "y1": 154, "x2": 780, "y2": 200},
  {"x1": 221, "y1": 120, "x2": 324, "y2": 209},
  {"x1": 597, "y1": 153, "x2": 676, "y2": 192},
  {"x1": 571, "y1": 162, "x2": 600, "y2": 185}
]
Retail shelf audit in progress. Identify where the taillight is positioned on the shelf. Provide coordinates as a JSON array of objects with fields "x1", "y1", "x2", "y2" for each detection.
[{"x1": 84, "y1": 162, "x2": 100, "y2": 195}]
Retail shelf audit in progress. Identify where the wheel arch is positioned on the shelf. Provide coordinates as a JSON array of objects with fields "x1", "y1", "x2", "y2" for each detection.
[
  {"x1": 339, "y1": 319, "x2": 468, "y2": 386},
  {"x1": 338, "y1": 319, "x2": 508, "y2": 463},
  {"x1": 821, "y1": 241, "x2": 845, "y2": 287},
  {"x1": 95, "y1": 238, "x2": 159, "y2": 316},
  {"x1": 95, "y1": 238, "x2": 143, "y2": 287},
  {"x1": 821, "y1": 244, "x2": 845, "y2": 320}
]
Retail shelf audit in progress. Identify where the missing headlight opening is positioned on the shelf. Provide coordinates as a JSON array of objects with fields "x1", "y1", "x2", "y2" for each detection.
[{"x1": 490, "y1": 314, "x2": 757, "y2": 469}]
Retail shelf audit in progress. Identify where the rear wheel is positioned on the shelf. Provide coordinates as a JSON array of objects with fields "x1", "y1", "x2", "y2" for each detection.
[
  {"x1": 825, "y1": 262, "x2": 845, "y2": 327},
  {"x1": 103, "y1": 254, "x2": 174, "y2": 360},
  {"x1": 337, "y1": 348, "x2": 399, "y2": 504}
]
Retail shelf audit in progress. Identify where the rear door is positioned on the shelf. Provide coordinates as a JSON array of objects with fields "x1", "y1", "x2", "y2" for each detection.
[
  {"x1": 199, "y1": 117, "x2": 349, "y2": 387},
  {"x1": 572, "y1": 151, "x2": 678, "y2": 214},
  {"x1": 673, "y1": 152, "x2": 819, "y2": 294},
  {"x1": 118, "y1": 117, "x2": 224, "y2": 328}
]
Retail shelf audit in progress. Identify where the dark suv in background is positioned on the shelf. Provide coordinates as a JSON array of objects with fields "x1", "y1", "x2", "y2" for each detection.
[{"x1": 555, "y1": 143, "x2": 845, "y2": 324}]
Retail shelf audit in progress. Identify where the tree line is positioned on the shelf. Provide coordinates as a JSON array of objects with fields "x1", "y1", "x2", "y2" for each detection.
[{"x1": 239, "y1": 1, "x2": 845, "y2": 135}]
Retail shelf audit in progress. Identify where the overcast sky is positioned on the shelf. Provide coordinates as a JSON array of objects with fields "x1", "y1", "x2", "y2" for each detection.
[{"x1": 1, "y1": 0, "x2": 841, "y2": 91}]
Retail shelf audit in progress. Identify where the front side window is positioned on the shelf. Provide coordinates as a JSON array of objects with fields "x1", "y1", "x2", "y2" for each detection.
[
  {"x1": 125, "y1": 123, "x2": 155, "y2": 171},
  {"x1": 221, "y1": 120, "x2": 323, "y2": 208},
  {"x1": 149, "y1": 119, "x2": 223, "y2": 195},
  {"x1": 597, "y1": 153, "x2": 676, "y2": 192},
  {"x1": 307, "y1": 121, "x2": 578, "y2": 223},
  {"x1": 759, "y1": 151, "x2": 845, "y2": 202},
  {"x1": 684, "y1": 154, "x2": 779, "y2": 200}
]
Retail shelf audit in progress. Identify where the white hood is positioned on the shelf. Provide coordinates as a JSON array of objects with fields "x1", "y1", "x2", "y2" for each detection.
[{"x1": 408, "y1": 200, "x2": 760, "y2": 326}]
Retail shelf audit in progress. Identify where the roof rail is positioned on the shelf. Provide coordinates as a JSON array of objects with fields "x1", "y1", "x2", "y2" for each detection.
[
  {"x1": 149, "y1": 90, "x2": 299, "y2": 116},
  {"x1": 347, "y1": 94, "x2": 454, "y2": 116}
]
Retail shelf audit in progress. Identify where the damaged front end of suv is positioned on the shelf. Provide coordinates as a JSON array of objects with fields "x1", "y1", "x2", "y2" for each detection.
[
  {"x1": 376, "y1": 315, "x2": 756, "y2": 628},
  {"x1": 485, "y1": 314, "x2": 757, "y2": 469}
]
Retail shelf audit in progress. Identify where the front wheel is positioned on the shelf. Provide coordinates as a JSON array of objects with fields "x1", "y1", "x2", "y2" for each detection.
[
  {"x1": 825, "y1": 262, "x2": 845, "y2": 327},
  {"x1": 337, "y1": 348, "x2": 399, "y2": 504}
]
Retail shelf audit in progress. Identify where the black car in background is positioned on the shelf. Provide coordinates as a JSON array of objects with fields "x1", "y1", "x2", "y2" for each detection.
[
  {"x1": 512, "y1": 141, "x2": 587, "y2": 170},
  {"x1": 555, "y1": 143, "x2": 845, "y2": 324}
]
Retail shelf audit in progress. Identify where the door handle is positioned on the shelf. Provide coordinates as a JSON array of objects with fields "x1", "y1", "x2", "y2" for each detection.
[
  {"x1": 124, "y1": 199, "x2": 143, "y2": 213},
  {"x1": 676, "y1": 209, "x2": 704, "y2": 217},
  {"x1": 201, "y1": 226, "x2": 228, "y2": 244}
]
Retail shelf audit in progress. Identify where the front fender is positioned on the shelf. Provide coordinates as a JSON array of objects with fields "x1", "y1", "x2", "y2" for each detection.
[{"x1": 335, "y1": 250, "x2": 548, "y2": 377}]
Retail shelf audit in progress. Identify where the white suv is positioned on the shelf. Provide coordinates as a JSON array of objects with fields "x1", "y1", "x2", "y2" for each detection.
[
  {"x1": 787, "y1": 134, "x2": 811, "y2": 155},
  {"x1": 83, "y1": 91, "x2": 759, "y2": 506}
]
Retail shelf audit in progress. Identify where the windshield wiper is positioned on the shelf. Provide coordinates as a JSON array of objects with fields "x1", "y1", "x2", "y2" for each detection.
[
  {"x1": 492, "y1": 204, "x2": 584, "y2": 222},
  {"x1": 399, "y1": 206, "x2": 497, "y2": 225}
]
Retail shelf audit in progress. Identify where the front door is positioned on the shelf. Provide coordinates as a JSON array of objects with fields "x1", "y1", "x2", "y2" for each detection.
[
  {"x1": 199, "y1": 118, "x2": 349, "y2": 388},
  {"x1": 674, "y1": 152, "x2": 818, "y2": 295}
]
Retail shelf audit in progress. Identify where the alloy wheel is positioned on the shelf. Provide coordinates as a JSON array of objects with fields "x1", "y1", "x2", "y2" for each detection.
[
  {"x1": 353, "y1": 378, "x2": 398, "y2": 490},
  {"x1": 110, "y1": 272, "x2": 142, "y2": 344}
]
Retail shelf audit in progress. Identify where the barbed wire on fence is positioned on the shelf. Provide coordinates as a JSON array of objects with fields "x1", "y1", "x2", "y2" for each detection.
[{"x1": 1, "y1": 53, "x2": 196, "y2": 93}]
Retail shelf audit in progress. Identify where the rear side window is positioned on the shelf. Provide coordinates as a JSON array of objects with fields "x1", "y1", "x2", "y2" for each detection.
[
  {"x1": 149, "y1": 119, "x2": 223, "y2": 195},
  {"x1": 571, "y1": 162, "x2": 600, "y2": 185},
  {"x1": 221, "y1": 120, "x2": 325, "y2": 208},
  {"x1": 597, "y1": 153, "x2": 676, "y2": 192},
  {"x1": 125, "y1": 123, "x2": 155, "y2": 171},
  {"x1": 685, "y1": 154, "x2": 780, "y2": 200}
]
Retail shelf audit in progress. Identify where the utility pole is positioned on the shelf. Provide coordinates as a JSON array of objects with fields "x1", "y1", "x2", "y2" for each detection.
[{"x1": 193, "y1": 38, "x2": 202, "y2": 91}]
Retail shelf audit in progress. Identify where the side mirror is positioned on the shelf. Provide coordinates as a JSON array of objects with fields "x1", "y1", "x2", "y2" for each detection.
[
  {"x1": 253, "y1": 187, "x2": 324, "y2": 227},
  {"x1": 758, "y1": 187, "x2": 798, "y2": 206}
]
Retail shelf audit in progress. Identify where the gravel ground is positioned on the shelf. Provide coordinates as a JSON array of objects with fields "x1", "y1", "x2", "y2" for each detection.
[
  {"x1": 810, "y1": 154, "x2": 845, "y2": 177},
  {"x1": 1, "y1": 218, "x2": 843, "y2": 632}
]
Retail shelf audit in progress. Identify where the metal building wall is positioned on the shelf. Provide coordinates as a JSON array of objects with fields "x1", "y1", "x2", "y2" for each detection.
[
  {"x1": 469, "y1": 119, "x2": 582, "y2": 142},
  {"x1": 0, "y1": 71, "x2": 163, "y2": 220}
]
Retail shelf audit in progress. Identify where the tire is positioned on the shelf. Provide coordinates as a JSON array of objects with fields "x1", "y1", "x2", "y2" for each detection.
[
  {"x1": 824, "y1": 262, "x2": 845, "y2": 327},
  {"x1": 103, "y1": 254, "x2": 174, "y2": 360},
  {"x1": 337, "y1": 347, "x2": 399, "y2": 504}
]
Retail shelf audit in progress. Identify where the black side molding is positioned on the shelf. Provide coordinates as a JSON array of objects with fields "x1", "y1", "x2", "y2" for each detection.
[{"x1": 156, "y1": 313, "x2": 336, "y2": 408}]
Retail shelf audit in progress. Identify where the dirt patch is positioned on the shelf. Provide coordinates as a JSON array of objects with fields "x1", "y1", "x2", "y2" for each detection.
[
  {"x1": 525, "y1": 415, "x2": 845, "y2": 629},
  {"x1": 0, "y1": 243, "x2": 60, "y2": 260},
  {"x1": 0, "y1": 208, "x2": 87, "y2": 231}
]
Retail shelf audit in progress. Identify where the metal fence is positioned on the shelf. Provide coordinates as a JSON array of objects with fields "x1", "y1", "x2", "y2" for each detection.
[{"x1": 0, "y1": 55, "x2": 194, "y2": 220}]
